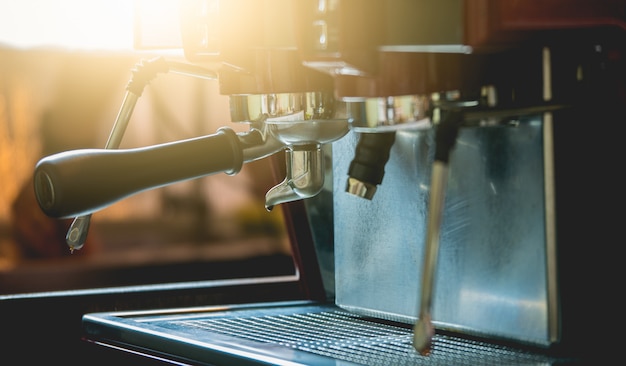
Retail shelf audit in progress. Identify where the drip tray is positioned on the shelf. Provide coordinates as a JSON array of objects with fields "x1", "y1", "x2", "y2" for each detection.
[{"x1": 83, "y1": 301, "x2": 566, "y2": 365}]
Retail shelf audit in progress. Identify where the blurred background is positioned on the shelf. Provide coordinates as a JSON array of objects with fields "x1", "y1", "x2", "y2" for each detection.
[{"x1": 0, "y1": 0, "x2": 294, "y2": 294}]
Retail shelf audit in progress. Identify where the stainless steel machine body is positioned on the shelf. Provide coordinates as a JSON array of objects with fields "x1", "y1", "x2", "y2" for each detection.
[{"x1": 334, "y1": 115, "x2": 553, "y2": 345}]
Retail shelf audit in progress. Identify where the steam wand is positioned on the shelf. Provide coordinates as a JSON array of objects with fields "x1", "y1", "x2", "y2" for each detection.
[
  {"x1": 64, "y1": 57, "x2": 218, "y2": 252},
  {"x1": 413, "y1": 109, "x2": 463, "y2": 356},
  {"x1": 65, "y1": 91, "x2": 136, "y2": 252}
]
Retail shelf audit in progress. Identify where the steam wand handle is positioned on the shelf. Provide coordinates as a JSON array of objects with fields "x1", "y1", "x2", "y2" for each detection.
[{"x1": 34, "y1": 127, "x2": 243, "y2": 219}]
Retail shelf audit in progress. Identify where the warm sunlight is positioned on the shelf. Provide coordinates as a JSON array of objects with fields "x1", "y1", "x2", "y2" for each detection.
[{"x1": 0, "y1": 0, "x2": 182, "y2": 51}]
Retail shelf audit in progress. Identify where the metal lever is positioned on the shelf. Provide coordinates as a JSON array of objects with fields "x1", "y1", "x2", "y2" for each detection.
[
  {"x1": 60, "y1": 57, "x2": 218, "y2": 252},
  {"x1": 65, "y1": 90, "x2": 139, "y2": 252},
  {"x1": 414, "y1": 110, "x2": 463, "y2": 356}
]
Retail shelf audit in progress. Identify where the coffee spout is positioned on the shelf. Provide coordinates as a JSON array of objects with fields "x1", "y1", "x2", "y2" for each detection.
[
  {"x1": 265, "y1": 147, "x2": 324, "y2": 211},
  {"x1": 263, "y1": 111, "x2": 349, "y2": 210}
]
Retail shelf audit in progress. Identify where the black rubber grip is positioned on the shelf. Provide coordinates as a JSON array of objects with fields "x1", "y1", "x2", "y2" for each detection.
[
  {"x1": 348, "y1": 132, "x2": 396, "y2": 186},
  {"x1": 34, "y1": 128, "x2": 242, "y2": 218}
]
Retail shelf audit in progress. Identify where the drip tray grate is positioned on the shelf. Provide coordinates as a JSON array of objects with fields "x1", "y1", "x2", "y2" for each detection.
[{"x1": 173, "y1": 309, "x2": 558, "y2": 365}]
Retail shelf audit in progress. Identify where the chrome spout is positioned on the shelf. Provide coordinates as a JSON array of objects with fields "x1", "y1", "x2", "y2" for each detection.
[
  {"x1": 265, "y1": 147, "x2": 324, "y2": 211},
  {"x1": 262, "y1": 105, "x2": 350, "y2": 209}
]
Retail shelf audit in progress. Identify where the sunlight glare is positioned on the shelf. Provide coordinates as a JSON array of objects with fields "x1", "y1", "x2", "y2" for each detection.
[{"x1": 0, "y1": 0, "x2": 136, "y2": 50}]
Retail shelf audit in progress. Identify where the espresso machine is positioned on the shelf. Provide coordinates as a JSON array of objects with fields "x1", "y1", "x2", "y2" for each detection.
[{"x1": 32, "y1": 1, "x2": 625, "y2": 364}]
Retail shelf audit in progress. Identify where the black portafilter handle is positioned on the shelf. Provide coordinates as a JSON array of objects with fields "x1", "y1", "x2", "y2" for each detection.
[{"x1": 34, "y1": 128, "x2": 243, "y2": 219}]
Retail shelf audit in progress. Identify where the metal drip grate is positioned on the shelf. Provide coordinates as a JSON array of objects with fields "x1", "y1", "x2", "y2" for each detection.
[{"x1": 174, "y1": 310, "x2": 559, "y2": 365}]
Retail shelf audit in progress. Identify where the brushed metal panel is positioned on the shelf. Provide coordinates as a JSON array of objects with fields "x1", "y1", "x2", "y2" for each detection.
[{"x1": 333, "y1": 115, "x2": 550, "y2": 345}]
